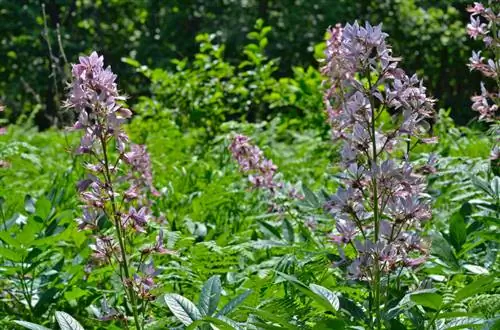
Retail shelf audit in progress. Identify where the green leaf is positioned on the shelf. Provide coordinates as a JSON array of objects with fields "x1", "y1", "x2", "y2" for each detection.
[
  {"x1": 185, "y1": 316, "x2": 238, "y2": 330},
  {"x1": 443, "y1": 316, "x2": 485, "y2": 329},
  {"x1": 462, "y1": 264, "x2": 489, "y2": 275},
  {"x1": 0, "y1": 246, "x2": 22, "y2": 262},
  {"x1": 410, "y1": 292, "x2": 443, "y2": 310},
  {"x1": 449, "y1": 212, "x2": 466, "y2": 252},
  {"x1": 121, "y1": 57, "x2": 140, "y2": 68},
  {"x1": 431, "y1": 233, "x2": 459, "y2": 269},
  {"x1": 13, "y1": 321, "x2": 50, "y2": 330},
  {"x1": 470, "y1": 175, "x2": 494, "y2": 197},
  {"x1": 455, "y1": 275, "x2": 500, "y2": 300},
  {"x1": 282, "y1": 219, "x2": 294, "y2": 244},
  {"x1": 257, "y1": 220, "x2": 281, "y2": 239},
  {"x1": 35, "y1": 197, "x2": 52, "y2": 220},
  {"x1": 198, "y1": 275, "x2": 221, "y2": 316},
  {"x1": 301, "y1": 183, "x2": 319, "y2": 207},
  {"x1": 0, "y1": 231, "x2": 20, "y2": 248},
  {"x1": 162, "y1": 294, "x2": 202, "y2": 326},
  {"x1": 242, "y1": 307, "x2": 300, "y2": 329},
  {"x1": 309, "y1": 283, "x2": 340, "y2": 311},
  {"x1": 216, "y1": 289, "x2": 252, "y2": 317},
  {"x1": 490, "y1": 176, "x2": 500, "y2": 197},
  {"x1": 55, "y1": 311, "x2": 85, "y2": 330}
]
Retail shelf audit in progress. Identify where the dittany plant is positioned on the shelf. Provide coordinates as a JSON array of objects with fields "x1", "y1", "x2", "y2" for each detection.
[
  {"x1": 466, "y1": 1, "x2": 499, "y2": 170},
  {"x1": 65, "y1": 52, "x2": 174, "y2": 329},
  {"x1": 231, "y1": 21, "x2": 438, "y2": 329}
]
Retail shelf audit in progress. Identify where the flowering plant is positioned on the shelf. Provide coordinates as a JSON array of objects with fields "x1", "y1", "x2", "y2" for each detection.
[
  {"x1": 231, "y1": 21, "x2": 437, "y2": 329},
  {"x1": 65, "y1": 52, "x2": 170, "y2": 329},
  {"x1": 466, "y1": 1, "x2": 499, "y2": 166}
]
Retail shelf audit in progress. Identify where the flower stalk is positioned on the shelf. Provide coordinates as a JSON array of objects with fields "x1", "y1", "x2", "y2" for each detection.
[
  {"x1": 322, "y1": 21, "x2": 436, "y2": 327},
  {"x1": 65, "y1": 52, "x2": 170, "y2": 329}
]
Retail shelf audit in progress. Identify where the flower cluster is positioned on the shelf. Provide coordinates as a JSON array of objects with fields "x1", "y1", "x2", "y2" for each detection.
[
  {"x1": 66, "y1": 52, "x2": 167, "y2": 328},
  {"x1": 229, "y1": 134, "x2": 280, "y2": 192},
  {"x1": 321, "y1": 22, "x2": 436, "y2": 283},
  {"x1": 229, "y1": 134, "x2": 303, "y2": 212},
  {"x1": 466, "y1": 2, "x2": 499, "y2": 121}
]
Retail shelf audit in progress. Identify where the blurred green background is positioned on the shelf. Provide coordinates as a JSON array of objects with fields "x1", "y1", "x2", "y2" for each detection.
[{"x1": 0, "y1": 0, "x2": 479, "y2": 128}]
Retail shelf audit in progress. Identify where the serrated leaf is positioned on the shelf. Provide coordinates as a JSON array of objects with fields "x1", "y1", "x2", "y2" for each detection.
[
  {"x1": 216, "y1": 289, "x2": 251, "y2": 317},
  {"x1": 13, "y1": 321, "x2": 50, "y2": 330},
  {"x1": 55, "y1": 311, "x2": 85, "y2": 330},
  {"x1": 198, "y1": 275, "x2": 221, "y2": 316},
  {"x1": 410, "y1": 292, "x2": 443, "y2": 310},
  {"x1": 309, "y1": 283, "x2": 339, "y2": 311},
  {"x1": 162, "y1": 294, "x2": 202, "y2": 326}
]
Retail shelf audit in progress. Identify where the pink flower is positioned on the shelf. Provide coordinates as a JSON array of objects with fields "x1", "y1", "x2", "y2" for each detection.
[
  {"x1": 466, "y1": 2, "x2": 485, "y2": 16},
  {"x1": 467, "y1": 16, "x2": 488, "y2": 39}
]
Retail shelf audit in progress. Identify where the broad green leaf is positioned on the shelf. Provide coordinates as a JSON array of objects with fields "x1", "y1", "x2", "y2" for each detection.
[
  {"x1": 449, "y1": 212, "x2": 466, "y2": 252},
  {"x1": 216, "y1": 289, "x2": 252, "y2": 317},
  {"x1": 162, "y1": 294, "x2": 202, "y2": 326},
  {"x1": 13, "y1": 321, "x2": 50, "y2": 330},
  {"x1": 55, "y1": 311, "x2": 85, "y2": 330},
  {"x1": 455, "y1": 275, "x2": 500, "y2": 300},
  {"x1": 35, "y1": 197, "x2": 52, "y2": 220},
  {"x1": 338, "y1": 296, "x2": 366, "y2": 320},
  {"x1": 309, "y1": 283, "x2": 339, "y2": 311},
  {"x1": 431, "y1": 233, "x2": 459, "y2": 269},
  {"x1": 410, "y1": 292, "x2": 443, "y2": 310},
  {"x1": 0, "y1": 246, "x2": 22, "y2": 262},
  {"x1": 198, "y1": 275, "x2": 221, "y2": 316},
  {"x1": 0, "y1": 231, "x2": 20, "y2": 247}
]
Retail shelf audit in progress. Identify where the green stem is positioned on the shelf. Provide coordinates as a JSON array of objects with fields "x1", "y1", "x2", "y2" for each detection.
[
  {"x1": 425, "y1": 308, "x2": 442, "y2": 330},
  {"x1": 99, "y1": 133, "x2": 142, "y2": 330},
  {"x1": 367, "y1": 70, "x2": 382, "y2": 330},
  {"x1": 19, "y1": 257, "x2": 35, "y2": 319}
]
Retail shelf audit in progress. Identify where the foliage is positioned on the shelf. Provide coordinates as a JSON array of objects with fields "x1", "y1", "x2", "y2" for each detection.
[
  {"x1": 0, "y1": 0, "x2": 485, "y2": 127},
  {"x1": 1, "y1": 1, "x2": 499, "y2": 329}
]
